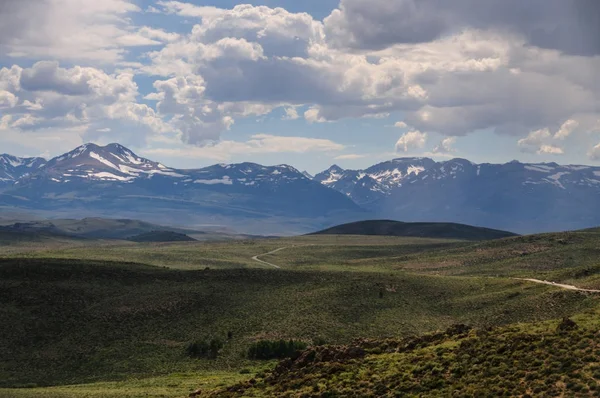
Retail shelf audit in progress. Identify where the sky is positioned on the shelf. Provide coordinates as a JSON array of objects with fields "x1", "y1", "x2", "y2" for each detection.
[{"x1": 0, "y1": 0, "x2": 599, "y2": 174}]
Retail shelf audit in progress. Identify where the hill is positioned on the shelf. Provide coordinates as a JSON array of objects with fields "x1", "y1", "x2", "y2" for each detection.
[
  {"x1": 128, "y1": 231, "x2": 197, "y2": 242},
  {"x1": 311, "y1": 220, "x2": 517, "y2": 241},
  {"x1": 215, "y1": 313, "x2": 600, "y2": 397}
]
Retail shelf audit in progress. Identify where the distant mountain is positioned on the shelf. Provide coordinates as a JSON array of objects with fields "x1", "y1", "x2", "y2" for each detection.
[
  {"x1": 0, "y1": 144, "x2": 365, "y2": 235},
  {"x1": 0, "y1": 154, "x2": 46, "y2": 185},
  {"x1": 313, "y1": 158, "x2": 436, "y2": 205},
  {"x1": 314, "y1": 158, "x2": 600, "y2": 233},
  {"x1": 311, "y1": 220, "x2": 517, "y2": 241}
]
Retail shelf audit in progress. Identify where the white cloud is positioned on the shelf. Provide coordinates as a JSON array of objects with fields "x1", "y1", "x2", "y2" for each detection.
[
  {"x1": 334, "y1": 154, "x2": 366, "y2": 160},
  {"x1": 432, "y1": 137, "x2": 457, "y2": 154},
  {"x1": 395, "y1": 130, "x2": 427, "y2": 152},
  {"x1": 305, "y1": 108, "x2": 327, "y2": 124},
  {"x1": 0, "y1": 0, "x2": 150, "y2": 62},
  {"x1": 590, "y1": 143, "x2": 600, "y2": 160},
  {"x1": 517, "y1": 128, "x2": 552, "y2": 150},
  {"x1": 0, "y1": 62, "x2": 167, "y2": 143},
  {"x1": 2, "y1": 1, "x2": 598, "y2": 161},
  {"x1": 537, "y1": 145, "x2": 564, "y2": 155},
  {"x1": 142, "y1": 134, "x2": 345, "y2": 161},
  {"x1": 154, "y1": 1, "x2": 227, "y2": 19},
  {"x1": 283, "y1": 107, "x2": 299, "y2": 120},
  {"x1": 554, "y1": 119, "x2": 579, "y2": 140}
]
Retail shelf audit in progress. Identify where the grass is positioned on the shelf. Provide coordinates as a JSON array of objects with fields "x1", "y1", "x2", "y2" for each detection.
[
  {"x1": 0, "y1": 235, "x2": 465, "y2": 270},
  {"x1": 212, "y1": 309, "x2": 600, "y2": 397},
  {"x1": 2, "y1": 230, "x2": 600, "y2": 396},
  {"x1": 1, "y1": 257, "x2": 596, "y2": 389},
  {"x1": 0, "y1": 371, "x2": 255, "y2": 397}
]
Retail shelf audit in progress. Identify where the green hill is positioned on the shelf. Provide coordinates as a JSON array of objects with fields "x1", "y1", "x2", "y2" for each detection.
[
  {"x1": 311, "y1": 220, "x2": 518, "y2": 240},
  {"x1": 128, "y1": 231, "x2": 197, "y2": 242},
  {"x1": 0, "y1": 257, "x2": 592, "y2": 389},
  {"x1": 215, "y1": 313, "x2": 600, "y2": 397}
]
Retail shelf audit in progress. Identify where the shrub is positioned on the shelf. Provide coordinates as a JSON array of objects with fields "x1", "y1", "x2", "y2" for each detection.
[
  {"x1": 247, "y1": 339, "x2": 308, "y2": 360},
  {"x1": 186, "y1": 338, "x2": 224, "y2": 359}
]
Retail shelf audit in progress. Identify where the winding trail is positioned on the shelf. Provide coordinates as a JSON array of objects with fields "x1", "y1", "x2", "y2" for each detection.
[
  {"x1": 250, "y1": 248, "x2": 600, "y2": 293},
  {"x1": 517, "y1": 278, "x2": 600, "y2": 293},
  {"x1": 251, "y1": 247, "x2": 287, "y2": 269}
]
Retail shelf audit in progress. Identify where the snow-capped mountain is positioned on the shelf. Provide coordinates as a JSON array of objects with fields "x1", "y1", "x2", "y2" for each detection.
[
  {"x1": 31, "y1": 143, "x2": 183, "y2": 184},
  {"x1": 380, "y1": 159, "x2": 600, "y2": 233},
  {"x1": 0, "y1": 154, "x2": 46, "y2": 184},
  {"x1": 0, "y1": 143, "x2": 365, "y2": 234},
  {"x1": 313, "y1": 158, "x2": 436, "y2": 205},
  {"x1": 315, "y1": 157, "x2": 600, "y2": 233}
]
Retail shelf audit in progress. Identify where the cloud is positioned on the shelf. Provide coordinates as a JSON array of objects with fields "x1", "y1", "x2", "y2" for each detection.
[
  {"x1": 432, "y1": 137, "x2": 457, "y2": 154},
  {"x1": 3, "y1": 1, "x2": 596, "y2": 160},
  {"x1": 282, "y1": 107, "x2": 300, "y2": 120},
  {"x1": 324, "y1": 0, "x2": 600, "y2": 56},
  {"x1": 0, "y1": 62, "x2": 167, "y2": 144},
  {"x1": 395, "y1": 130, "x2": 427, "y2": 152},
  {"x1": 554, "y1": 119, "x2": 579, "y2": 140},
  {"x1": 590, "y1": 143, "x2": 600, "y2": 160},
  {"x1": 144, "y1": 9, "x2": 600, "y2": 149},
  {"x1": 517, "y1": 127, "x2": 568, "y2": 155},
  {"x1": 142, "y1": 134, "x2": 345, "y2": 161},
  {"x1": 0, "y1": 0, "x2": 181, "y2": 63},
  {"x1": 517, "y1": 128, "x2": 552, "y2": 150},
  {"x1": 154, "y1": 1, "x2": 227, "y2": 19},
  {"x1": 394, "y1": 121, "x2": 408, "y2": 128},
  {"x1": 537, "y1": 144, "x2": 564, "y2": 155},
  {"x1": 334, "y1": 154, "x2": 366, "y2": 160}
]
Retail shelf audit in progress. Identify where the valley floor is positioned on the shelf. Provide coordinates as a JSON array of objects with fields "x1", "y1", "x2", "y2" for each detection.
[{"x1": 1, "y1": 230, "x2": 600, "y2": 396}]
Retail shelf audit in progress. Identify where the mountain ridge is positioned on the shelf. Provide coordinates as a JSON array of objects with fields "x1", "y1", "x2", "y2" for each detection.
[
  {"x1": 0, "y1": 143, "x2": 365, "y2": 235},
  {"x1": 2, "y1": 143, "x2": 600, "y2": 234}
]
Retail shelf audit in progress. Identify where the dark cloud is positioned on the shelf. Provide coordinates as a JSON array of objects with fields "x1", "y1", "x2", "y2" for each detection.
[
  {"x1": 20, "y1": 62, "x2": 92, "y2": 96},
  {"x1": 325, "y1": 0, "x2": 600, "y2": 55},
  {"x1": 0, "y1": 0, "x2": 50, "y2": 47}
]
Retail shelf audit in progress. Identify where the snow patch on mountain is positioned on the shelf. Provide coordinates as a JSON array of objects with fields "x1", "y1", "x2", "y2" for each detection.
[
  {"x1": 194, "y1": 177, "x2": 233, "y2": 185},
  {"x1": 525, "y1": 165, "x2": 555, "y2": 173}
]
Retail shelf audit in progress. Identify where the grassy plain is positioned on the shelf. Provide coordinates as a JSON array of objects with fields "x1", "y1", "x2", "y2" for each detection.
[{"x1": 1, "y1": 229, "x2": 600, "y2": 397}]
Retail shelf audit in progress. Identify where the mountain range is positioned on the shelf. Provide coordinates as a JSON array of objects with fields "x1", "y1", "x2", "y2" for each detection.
[
  {"x1": 1, "y1": 143, "x2": 599, "y2": 234},
  {"x1": 0, "y1": 143, "x2": 364, "y2": 235},
  {"x1": 318, "y1": 158, "x2": 600, "y2": 233}
]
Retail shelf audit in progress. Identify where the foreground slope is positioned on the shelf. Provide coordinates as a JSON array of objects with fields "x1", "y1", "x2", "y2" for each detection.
[
  {"x1": 215, "y1": 313, "x2": 600, "y2": 397},
  {"x1": 311, "y1": 220, "x2": 517, "y2": 241}
]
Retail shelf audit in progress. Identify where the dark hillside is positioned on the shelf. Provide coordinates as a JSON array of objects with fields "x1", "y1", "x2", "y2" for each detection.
[
  {"x1": 128, "y1": 231, "x2": 197, "y2": 242},
  {"x1": 311, "y1": 220, "x2": 517, "y2": 241}
]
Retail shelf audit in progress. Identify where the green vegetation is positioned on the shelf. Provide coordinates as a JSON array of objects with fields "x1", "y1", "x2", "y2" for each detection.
[
  {"x1": 187, "y1": 339, "x2": 225, "y2": 359},
  {"x1": 0, "y1": 371, "x2": 253, "y2": 398},
  {"x1": 214, "y1": 312, "x2": 600, "y2": 397},
  {"x1": 311, "y1": 219, "x2": 517, "y2": 240},
  {"x1": 1, "y1": 227, "x2": 600, "y2": 397},
  {"x1": 0, "y1": 234, "x2": 462, "y2": 270},
  {"x1": 247, "y1": 340, "x2": 308, "y2": 360},
  {"x1": 1, "y1": 257, "x2": 594, "y2": 390}
]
